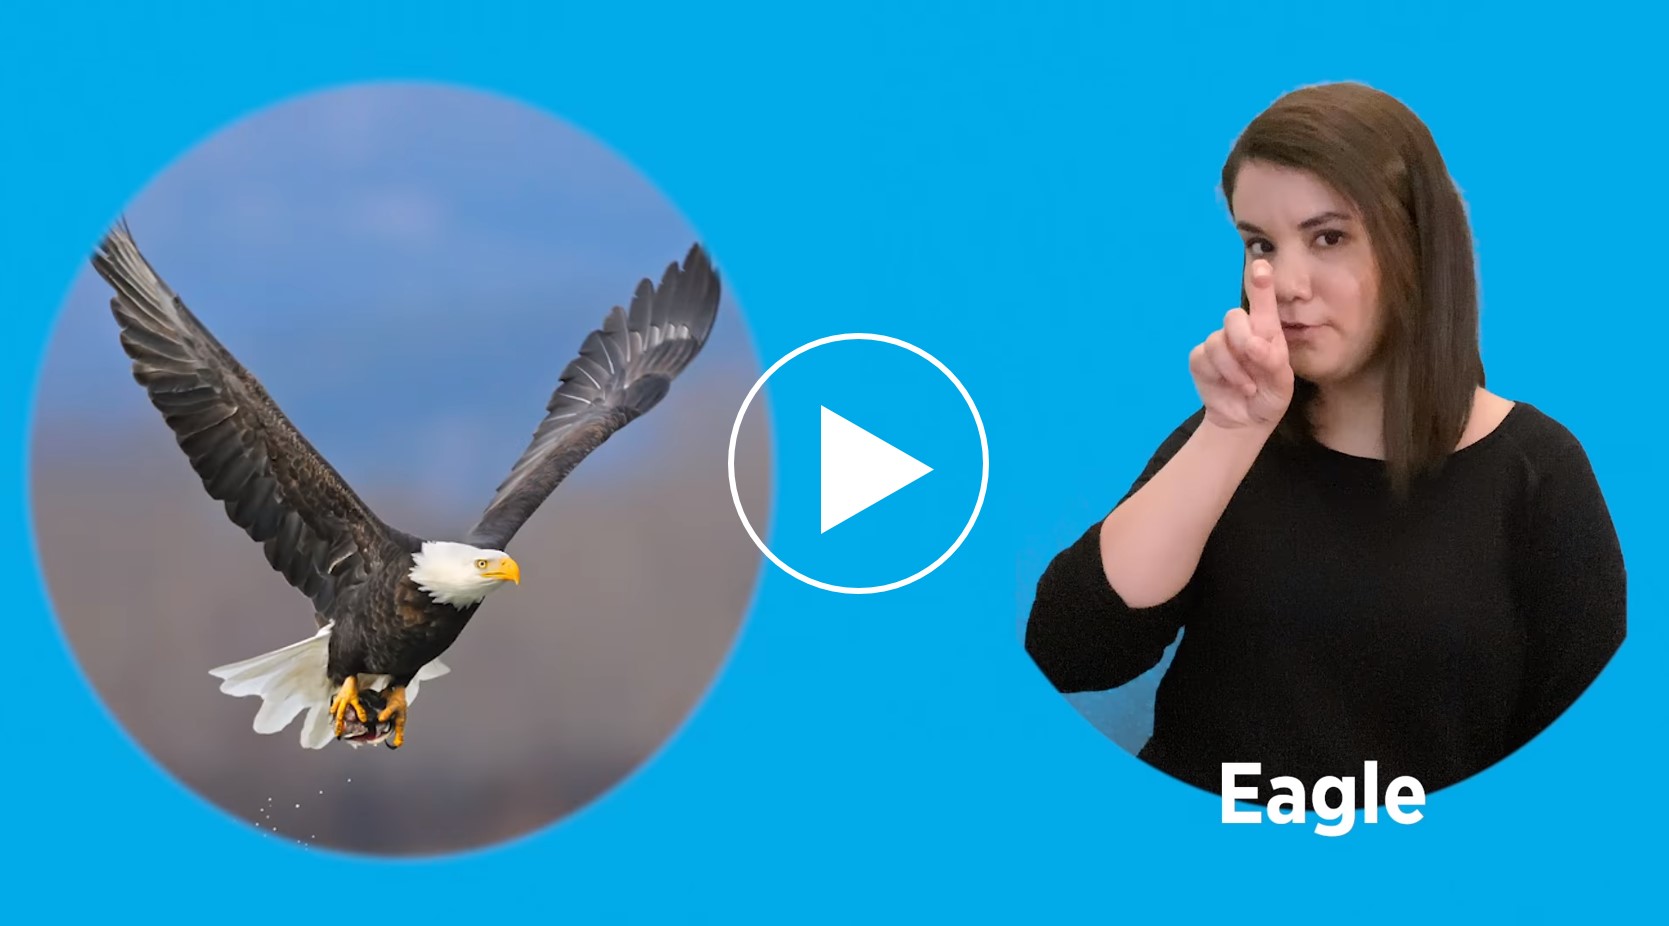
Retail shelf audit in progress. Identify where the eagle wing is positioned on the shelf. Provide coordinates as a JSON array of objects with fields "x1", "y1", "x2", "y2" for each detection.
[
  {"x1": 462, "y1": 243, "x2": 721, "y2": 551},
  {"x1": 90, "y1": 220, "x2": 399, "y2": 623}
]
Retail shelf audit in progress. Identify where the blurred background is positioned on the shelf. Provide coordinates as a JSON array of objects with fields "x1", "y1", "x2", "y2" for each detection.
[{"x1": 29, "y1": 82, "x2": 772, "y2": 857}]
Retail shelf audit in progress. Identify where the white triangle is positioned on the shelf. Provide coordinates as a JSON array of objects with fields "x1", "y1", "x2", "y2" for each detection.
[{"x1": 820, "y1": 406, "x2": 932, "y2": 533}]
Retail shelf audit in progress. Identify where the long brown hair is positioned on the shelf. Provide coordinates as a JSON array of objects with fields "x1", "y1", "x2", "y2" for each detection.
[{"x1": 1221, "y1": 82, "x2": 1484, "y2": 498}]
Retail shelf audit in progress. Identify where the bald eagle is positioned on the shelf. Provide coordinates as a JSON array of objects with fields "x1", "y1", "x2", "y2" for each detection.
[{"x1": 89, "y1": 221, "x2": 721, "y2": 750}]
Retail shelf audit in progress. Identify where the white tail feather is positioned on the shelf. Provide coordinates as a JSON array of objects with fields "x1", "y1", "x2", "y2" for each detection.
[{"x1": 207, "y1": 622, "x2": 450, "y2": 749}]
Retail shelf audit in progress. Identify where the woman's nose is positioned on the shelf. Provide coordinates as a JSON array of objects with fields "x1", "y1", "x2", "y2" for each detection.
[{"x1": 1270, "y1": 254, "x2": 1312, "y2": 303}]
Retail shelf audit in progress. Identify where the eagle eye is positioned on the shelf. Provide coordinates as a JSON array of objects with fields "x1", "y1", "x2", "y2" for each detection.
[{"x1": 474, "y1": 559, "x2": 488, "y2": 569}]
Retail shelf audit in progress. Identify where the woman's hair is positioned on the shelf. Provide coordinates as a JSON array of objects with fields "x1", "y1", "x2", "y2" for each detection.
[{"x1": 1220, "y1": 81, "x2": 1484, "y2": 497}]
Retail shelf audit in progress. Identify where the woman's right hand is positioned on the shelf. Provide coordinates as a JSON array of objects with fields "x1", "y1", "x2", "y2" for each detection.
[{"x1": 1188, "y1": 259, "x2": 1295, "y2": 431}]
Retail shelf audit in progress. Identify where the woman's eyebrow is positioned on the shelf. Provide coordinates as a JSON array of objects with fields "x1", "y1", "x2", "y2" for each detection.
[
  {"x1": 1299, "y1": 210, "x2": 1353, "y2": 229},
  {"x1": 1235, "y1": 210, "x2": 1355, "y2": 235}
]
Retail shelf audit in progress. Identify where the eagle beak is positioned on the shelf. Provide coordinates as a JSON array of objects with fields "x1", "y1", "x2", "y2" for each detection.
[{"x1": 484, "y1": 556, "x2": 521, "y2": 585}]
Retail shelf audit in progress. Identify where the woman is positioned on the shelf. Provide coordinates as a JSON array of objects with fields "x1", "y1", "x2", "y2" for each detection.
[{"x1": 1023, "y1": 82, "x2": 1627, "y2": 804}]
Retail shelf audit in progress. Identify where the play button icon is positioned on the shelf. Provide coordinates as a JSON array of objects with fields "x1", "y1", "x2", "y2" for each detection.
[
  {"x1": 820, "y1": 407, "x2": 932, "y2": 532},
  {"x1": 728, "y1": 333, "x2": 989, "y2": 595}
]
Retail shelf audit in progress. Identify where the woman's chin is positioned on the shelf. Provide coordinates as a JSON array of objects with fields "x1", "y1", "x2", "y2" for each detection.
[{"x1": 1290, "y1": 360, "x2": 1334, "y2": 384}]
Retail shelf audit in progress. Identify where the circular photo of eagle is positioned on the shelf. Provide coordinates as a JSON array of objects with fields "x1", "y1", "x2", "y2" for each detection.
[{"x1": 30, "y1": 83, "x2": 772, "y2": 857}]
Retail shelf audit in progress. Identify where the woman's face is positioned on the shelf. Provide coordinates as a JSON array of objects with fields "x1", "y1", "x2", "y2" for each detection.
[{"x1": 1230, "y1": 159, "x2": 1384, "y2": 388}]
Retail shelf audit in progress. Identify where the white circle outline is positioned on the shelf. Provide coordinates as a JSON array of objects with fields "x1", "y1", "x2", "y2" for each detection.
[{"x1": 727, "y1": 332, "x2": 990, "y2": 595}]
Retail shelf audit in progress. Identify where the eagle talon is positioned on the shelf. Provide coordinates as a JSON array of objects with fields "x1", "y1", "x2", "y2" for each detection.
[
  {"x1": 377, "y1": 685, "x2": 408, "y2": 749},
  {"x1": 329, "y1": 676, "x2": 368, "y2": 738}
]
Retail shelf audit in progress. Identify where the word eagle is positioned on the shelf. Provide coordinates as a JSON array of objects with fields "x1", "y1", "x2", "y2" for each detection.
[{"x1": 90, "y1": 221, "x2": 720, "y2": 750}]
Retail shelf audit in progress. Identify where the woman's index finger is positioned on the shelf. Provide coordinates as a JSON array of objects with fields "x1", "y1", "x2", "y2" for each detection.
[{"x1": 1245, "y1": 259, "x2": 1281, "y2": 339}]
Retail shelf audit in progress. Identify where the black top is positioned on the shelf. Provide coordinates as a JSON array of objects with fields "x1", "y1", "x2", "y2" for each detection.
[{"x1": 1024, "y1": 402, "x2": 1627, "y2": 802}]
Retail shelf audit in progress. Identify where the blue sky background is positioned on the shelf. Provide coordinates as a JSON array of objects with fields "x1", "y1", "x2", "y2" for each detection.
[{"x1": 37, "y1": 81, "x2": 762, "y2": 508}]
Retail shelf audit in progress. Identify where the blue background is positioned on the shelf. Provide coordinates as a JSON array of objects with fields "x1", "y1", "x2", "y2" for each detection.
[{"x1": 3, "y1": 1, "x2": 1663, "y2": 921}]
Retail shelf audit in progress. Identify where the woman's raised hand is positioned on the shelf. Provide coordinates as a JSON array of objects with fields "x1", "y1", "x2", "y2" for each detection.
[{"x1": 1188, "y1": 259, "x2": 1295, "y2": 431}]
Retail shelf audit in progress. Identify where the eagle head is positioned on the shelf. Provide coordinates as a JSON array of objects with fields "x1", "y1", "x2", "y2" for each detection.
[{"x1": 410, "y1": 540, "x2": 522, "y2": 607}]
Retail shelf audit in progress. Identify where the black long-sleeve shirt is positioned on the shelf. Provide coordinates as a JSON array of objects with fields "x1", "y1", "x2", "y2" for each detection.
[{"x1": 1024, "y1": 402, "x2": 1627, "y2": 803}]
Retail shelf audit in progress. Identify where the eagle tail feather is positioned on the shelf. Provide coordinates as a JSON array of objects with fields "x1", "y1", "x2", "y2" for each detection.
[
  {"x1": 209, "y1": 625, "x2": 337, "y2": 749},
  {"x1": 208, "y1": 622, "x2": 452, "y2": 749}
]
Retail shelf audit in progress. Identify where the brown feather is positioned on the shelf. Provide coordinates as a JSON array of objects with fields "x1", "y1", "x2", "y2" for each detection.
[
  {"x1": 89, "y1": 220, "x2": 410, "y2": 625},
  {"x1": 463, "y1": 243, "x2": 722, "y2": 550}
]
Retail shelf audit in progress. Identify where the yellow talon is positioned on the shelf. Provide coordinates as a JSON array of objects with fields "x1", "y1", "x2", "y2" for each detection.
[
  {"x1": 377, "y1": 685, "x2": 409, "y2": 749},
  {"x1": 329, "y1": 676, "x2": 367, "y2": 738}
]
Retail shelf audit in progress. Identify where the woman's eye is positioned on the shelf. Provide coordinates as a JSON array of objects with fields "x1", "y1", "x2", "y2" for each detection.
[
  {"x1": 1316, "y1": 230, "x2": 1345, "y2": 247},
  {"x1": 1244, "y1": 239, "x2": 1272, "y2": 256}
]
